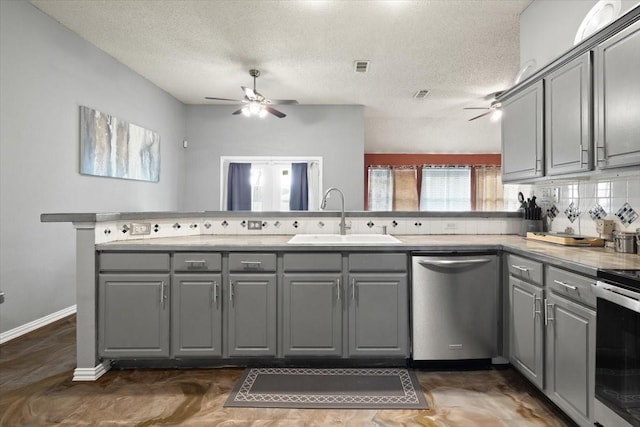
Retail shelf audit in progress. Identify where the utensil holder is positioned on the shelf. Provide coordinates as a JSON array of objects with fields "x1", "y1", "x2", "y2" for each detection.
[{"x1": 520, "y1": 219, "x2": 543, "y2": 237}]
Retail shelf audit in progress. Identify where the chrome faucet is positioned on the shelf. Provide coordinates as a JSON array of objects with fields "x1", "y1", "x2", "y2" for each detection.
[{"x1": 321, "y1": 187, "x2": 350, "y2": 235}]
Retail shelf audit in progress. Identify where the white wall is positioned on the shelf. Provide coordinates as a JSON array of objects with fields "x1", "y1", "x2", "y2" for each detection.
[
  {"x1": 0, "y1": 1, "x2": 186, "y2": 334},
  {"x1": 183, "y1": 105, "x2": 365, "y2": 211},
  {"x1": 520, "y1": 0, "x2": 639, "y2": 69}
]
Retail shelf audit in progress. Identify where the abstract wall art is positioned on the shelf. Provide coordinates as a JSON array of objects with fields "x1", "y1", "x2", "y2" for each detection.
[{"x1": 80, "y1": 106, "x2": 160, "y2": 182}]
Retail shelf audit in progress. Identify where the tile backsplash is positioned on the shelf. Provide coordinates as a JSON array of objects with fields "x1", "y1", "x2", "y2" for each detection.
[{"x1": 517, "y1": 172, "x2": 640, "y2": 237}]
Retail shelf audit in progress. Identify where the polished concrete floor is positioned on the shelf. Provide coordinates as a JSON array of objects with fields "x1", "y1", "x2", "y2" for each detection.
[{"x1": 0, "y1": 316, "x2": 576, "y2": 426}]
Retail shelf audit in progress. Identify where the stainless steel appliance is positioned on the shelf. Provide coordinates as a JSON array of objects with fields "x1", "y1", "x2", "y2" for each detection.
[
  {"x1": 593, "y1": 269, "x2": 640, "y2": 427},
  {"x1": 411, "y1": 252, "x2": 498, "y2": 360}
]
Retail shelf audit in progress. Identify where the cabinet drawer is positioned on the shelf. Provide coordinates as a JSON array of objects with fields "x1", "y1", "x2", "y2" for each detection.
[
  {"x1": 100, "y1": 252, "x2": 170, "y2": 272},
  {"x1": 283, "y1": 253, "x2": 342, "y2": 272},
  {"x1": 348, "y1": 253, "x2": 407, "y2": 272},
  {"x1": 507, "y1": 254, "x2": 542, "y2": 285},
  {"x1": 546, "y1": 266, "x2": 597, "y2": 308},
  {"x1": 228, "y1": 253, "x2": 276, "y2": 272},
  {"x1": 174, "y1": 253, "x2": 221, "y2": 272}
]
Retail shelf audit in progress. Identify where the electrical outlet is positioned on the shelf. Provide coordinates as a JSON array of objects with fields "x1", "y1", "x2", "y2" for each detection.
[
  {"x1": 130, "y1": 222, "x2": 151, "y2": 235},
  {"x1": 247, "y1": 220, "x2": 262, "y2": 230},
  {"x1": 445, "y1": 222, "x2": 458, "y2": 230}
]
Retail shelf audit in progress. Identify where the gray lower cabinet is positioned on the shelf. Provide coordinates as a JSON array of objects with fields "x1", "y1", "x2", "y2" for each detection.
[
  {"x1": 98, "y1": 273, "x2": 170, "y2": 358},
  {"x1": 282, "y1": 273, "x2": 343, "y2": 356},
  {"x1": 348, "y1": 273, "x2": 408, "y2": 357},
  {"x1": 227, "y1": 273, "x2": 277, "y2": 357},
  {"x1": 501, "y1": 80, "x2": 544, "y2": 182},
  {"x1": 544, "y1": 53, "x2": 592, "y2": 175},
  {"x1": 595, "y1": 19, "x2": 640, "y2": 170},
  {"x1": 544, "y1": 292, "x2": 596, "y2": 427},
  {"x1": 282, "y1": 253, "x2": 343, "y2": 357},
  {"x1": 171, "y1": 274, "x2": 222, "y2": 357},
  {"x1": 509, "y1": 276, "x2": 544, "y2": 389}
]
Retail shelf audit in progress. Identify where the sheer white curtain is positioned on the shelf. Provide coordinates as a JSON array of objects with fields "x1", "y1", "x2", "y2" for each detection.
[
  {"x1": 475, "y1": 166, "x2": 504, "y2": 211},
  {"x1": 367, "y1": 167, "x2": 393, "y2": 211},
  {"x1": 420, "y1": 166, "x2": 471, "y2": 211}
]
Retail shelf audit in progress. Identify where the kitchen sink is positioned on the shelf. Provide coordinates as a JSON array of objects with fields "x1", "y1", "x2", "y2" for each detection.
[{"x1": 287, "y1": 234, "x2": 402, "y2": 245}]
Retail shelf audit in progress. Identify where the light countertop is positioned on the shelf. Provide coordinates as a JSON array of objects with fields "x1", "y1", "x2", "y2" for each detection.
[{"x1": 97, "y1": 234, "x2": 640, "y2": 276}]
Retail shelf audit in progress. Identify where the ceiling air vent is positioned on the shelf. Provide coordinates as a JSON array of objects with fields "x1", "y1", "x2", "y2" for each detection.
[
  {"x1": 414, "y1": 89, "x2": 431, "y2": 99},
  {"x1": 354, "y1": 60, "x2": 370, "y2": 73}
]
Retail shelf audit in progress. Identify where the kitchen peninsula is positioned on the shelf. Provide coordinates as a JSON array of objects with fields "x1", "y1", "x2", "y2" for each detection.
[{"x1": 42, "y1": 211, "x2": 640, "y2": 377}]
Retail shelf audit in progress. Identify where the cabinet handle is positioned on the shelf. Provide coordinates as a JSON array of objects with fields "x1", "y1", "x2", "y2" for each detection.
[
  {"x1": 240, "y1": 261, "x2": 262, "y2": 269},
  {"x1": 185, "y1": 259, "x2": 206, "y2": 266},
  {"x1": 351, "y1": 278, "x2": 356, "y2": 301},
  {"x1": 596, "y1": 143, "x2": 606, "y2": 166},
  {"x1": 545, "y1": 300, "x2": 554, "y2": 326},
  {"x1": 512, "y1": 265, "x2": 529, "y2": 272},
  {"x1": 213, "y1": 281, "x2": 218, "y2": 306},
  {"x1": 336, "y1": 278, "x2": 341, "y2": 301},
  {"x1": 535, "y1": 158, "x2": 542, "y2": 174},
  {"x1": 553, "y1": 279, "x2": 577, "y2": 291},
  {"x1": 579, "y1": 143, "x2": 589, "y2": 167},
  {"x1": 533, "y1": 296, "x2": 542, "y2": 319},
  {"x1": 160, "y1": 281, "x2": 166, "y2": 308},
  {"x1": 229, "y1": 280, "x2": 234, "y2": 304}
]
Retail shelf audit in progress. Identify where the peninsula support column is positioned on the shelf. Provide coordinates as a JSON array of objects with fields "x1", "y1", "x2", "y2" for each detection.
[{"x1": 72, "y1": 222, "x2": 109, "y2": 381}]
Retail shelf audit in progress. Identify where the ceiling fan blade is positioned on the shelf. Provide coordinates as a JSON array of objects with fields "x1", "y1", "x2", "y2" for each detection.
[
  {"x1": 464, "y1": 107, "x2": 490, "y2": 110},
  {"x1": 242, "y1": 86, "x2": 256, "y2": 99},
  {"x1": 205, "y1": 97, "x2": 242, "y2": 102},
  {"x1": 231, "y1": 108, "x2": 244, "y2": 115},
  {"x1": 265, "y1": 106, "x2": 286, "y2": 118},
  {"x1": 468, "y1": 111, "x2": 493, "y2": 121},
  {"x1": 269, "y1": 99, "x2": 299, "y2": 105}
]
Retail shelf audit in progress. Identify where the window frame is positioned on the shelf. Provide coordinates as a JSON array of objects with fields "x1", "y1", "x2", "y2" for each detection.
[{"x1": 220, "y1": 156, "x2": 323, "y2": 211}]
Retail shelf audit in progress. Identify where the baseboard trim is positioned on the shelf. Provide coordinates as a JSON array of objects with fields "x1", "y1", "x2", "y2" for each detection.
[
  {"x1": 73, "y1": 361, "x2": 111, "y2": 381},
  {"x1": 0, "y1": 305, "x2": 77, "y2": 344}
]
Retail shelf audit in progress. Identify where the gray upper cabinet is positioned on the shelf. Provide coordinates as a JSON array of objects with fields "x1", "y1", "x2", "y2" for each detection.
[
  {"x1": 545, "y1": 53, "x2": 592, "y2": 175},
  {"x1": 172, "y1": 273, "x2": 222, "y2": 357},
  {"x1": 595, "y1": 20, "x2": 640, "y2": 169},
  {"x1": 282, "y1": 253, "x2": 343, "y2": 357},
  {"x1": 501, "y1": 81, "x2": 544, "y2": 182},
  {"x1": 509, "y1": 275, "x2": 544, "y2": 390}
]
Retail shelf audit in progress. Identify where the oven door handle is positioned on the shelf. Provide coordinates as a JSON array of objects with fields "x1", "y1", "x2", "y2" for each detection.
[{"x1": 592, "y1": 281, "x2": 640, "y2": 314}]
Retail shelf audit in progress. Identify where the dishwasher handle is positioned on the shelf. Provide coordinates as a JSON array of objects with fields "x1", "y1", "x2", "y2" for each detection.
[{"x1": 417, "y1": 258, "x2": 491, "y2": 269}]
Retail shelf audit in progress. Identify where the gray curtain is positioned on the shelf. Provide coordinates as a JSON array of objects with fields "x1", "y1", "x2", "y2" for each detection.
[
  {"x1": 289, "y1": 162, "x2": 308, "y2": 210},
  {"x1": 227, "y1": 163, "x2": 252, "y2": 211}
]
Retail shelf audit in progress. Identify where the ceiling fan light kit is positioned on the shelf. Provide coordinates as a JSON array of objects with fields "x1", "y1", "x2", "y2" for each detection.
[{"x1": 205, "y1": 69, "x2": 298, "y2": 119}]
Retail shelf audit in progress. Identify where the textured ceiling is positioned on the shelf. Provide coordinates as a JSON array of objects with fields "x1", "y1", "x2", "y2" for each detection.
[{"x1": 29, "y1": 0, "x2": 532, "y2": 153}]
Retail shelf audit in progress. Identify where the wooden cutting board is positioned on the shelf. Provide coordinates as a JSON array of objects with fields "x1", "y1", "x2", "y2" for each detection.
[{"x1": 526, "y1": 232, "x2": 605, "y2": 247}]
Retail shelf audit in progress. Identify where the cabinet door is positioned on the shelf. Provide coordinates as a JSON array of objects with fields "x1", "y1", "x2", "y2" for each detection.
[
  {"x1": 227, "y1": 274, "x2": 277, "y2": 357},
  {"x1": 545, "y1": 293, "x2": 596, "y2": 426},
  {"x1": 545, "y1": 53, "x2": 592, "y2": 175},
  {"x1": 171, "y1": 274, "x2": 222, "y2": 357},
  {"x1": 501, "y1": 81, "x2": 544, "y2": 182},
  {"x1": 595, "y1": 20, "x2": 640, "y2": 169},
  {"x1": 98, "y1": 274, "x2": 170, "y2": 358},
  {"x1": 283, "y1": 273, "x2": 342, "y2": 356},
  {"x1": 509, "y1": 276, "x2": 544, "y2": 389},
  {"x1": 348, "y1": 273, "x2": 408, "y2": 357}
]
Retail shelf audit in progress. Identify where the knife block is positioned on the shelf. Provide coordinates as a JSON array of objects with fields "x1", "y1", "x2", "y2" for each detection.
[{"x1": 520, "y1": 219, "x2": 543, "y2": 237}]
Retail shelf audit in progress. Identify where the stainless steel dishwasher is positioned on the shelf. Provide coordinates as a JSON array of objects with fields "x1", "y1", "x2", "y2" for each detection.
[{"x1": 411, "y1": 252, "x2": 498, "y2": 360}]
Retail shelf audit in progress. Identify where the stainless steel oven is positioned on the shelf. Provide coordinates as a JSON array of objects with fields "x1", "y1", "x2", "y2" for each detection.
[{"x1": 593, "y1": 269, "x2": 640, "y2": 427}]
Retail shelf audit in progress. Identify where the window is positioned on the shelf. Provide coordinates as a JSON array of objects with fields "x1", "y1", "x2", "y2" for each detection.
[
  {"x1": 420, "y1": 167, "x2": 471, "y2": 211},
  {"x1": 221, "y1": 156, "x2": 322, "y2": 211}
]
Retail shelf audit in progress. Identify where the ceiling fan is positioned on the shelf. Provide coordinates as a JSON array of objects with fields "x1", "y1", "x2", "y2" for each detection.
[
  {"x1": 205, "y1": 69, "x2": 298, "y2": 118},
  {"x1": 464, "y1": 91, "x2": 504, "y2": 121}
]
